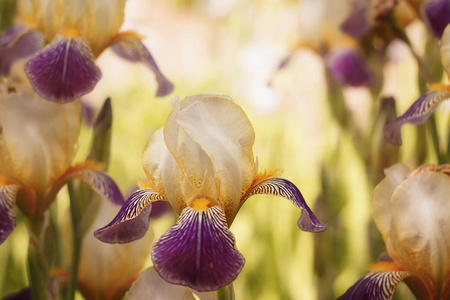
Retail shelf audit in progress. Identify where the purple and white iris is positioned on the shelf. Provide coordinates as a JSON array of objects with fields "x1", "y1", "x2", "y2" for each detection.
[
  {"x1": 0, "y1": 0, "x2": 173, "y2": 103},
  {"x1": 338, "y1": 163, "x2": 450, "y2": 300},
  {"x1": 95, "y1": 94, "x2": 325, "y2": 292},
  {"x1": 0, "y1": 82, "x2": 123, "y2": 244}
]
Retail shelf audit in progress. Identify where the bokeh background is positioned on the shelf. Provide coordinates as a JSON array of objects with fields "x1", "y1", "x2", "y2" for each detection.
[{"x1": 1, "y1": 0, "x2": 448, "y2": 299}]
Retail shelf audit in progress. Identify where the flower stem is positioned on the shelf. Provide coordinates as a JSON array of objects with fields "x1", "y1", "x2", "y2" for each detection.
[
  {"x1": 27, "y1": 217, "x2": 51, "y2": 300},
  {"x1": 215, "y1": 284, "x2": 235, "y2": 300},
  {"x1": 428, "y1": 114, "x2": 443, "y2": 164},
  {"x1": 65, "y1": 182, "x2": 84, "y2": 300}
]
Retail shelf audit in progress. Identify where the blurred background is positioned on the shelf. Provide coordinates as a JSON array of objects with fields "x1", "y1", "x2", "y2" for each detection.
[{"x1": 1, "y1": 0, "x2": 448, "y2": 299}]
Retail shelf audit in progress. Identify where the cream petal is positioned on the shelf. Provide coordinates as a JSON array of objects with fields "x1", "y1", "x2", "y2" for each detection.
[
  {"x1": 0, "y1": 85, "x2": 80, "y2": 196},
  {"x1": 173, "y1": 95, "x2": 256, "y2": 221},
  {"x1": 78, "y1": 199, "x2": 153, "y2": 300},
  {"x1": 87, "y1": 0, "x2": 126, "y2": 54},
  {"x1": 441, "y1": 23, "x2": 450, "y2": 80},
  {"x1": 125, "y1": 267, "x2": 196, "y2": 300},
  {"x1": 372, "y1": 163, "x2": 410, "y2": 241},
  {"x1": 390, "y1": 171, "x2": 450, "y2": 289},
  {"x1": 142, "y1": 128, "x2": 185, "y2": 214}
]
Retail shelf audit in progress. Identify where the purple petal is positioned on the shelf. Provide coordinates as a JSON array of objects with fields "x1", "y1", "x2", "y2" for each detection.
[
  {"x1": 0, "y1": 25, "x2": 44, "y2": 76},
  {"x1": 422, "y1": 0, "x2": 450, "y2": 38},
  {"x1": 326, "y1": 48, "x2": 373, "y2": 87},
  {"x1": 152, "y1": 206, "x2": 244, "y2": 292},
  {"x1": 243, "y1": 177, "x2": 326, "y2": 233},
  {"x1": 0, "y1": 184, "x2": 19, "y2": 244},
  {"x1": 24, "y1": 35, "x2": 102, "y2": 103},
  {"x1": 2, "y1": 288, "x2": 33, "y2": 300},
  {"x1": 68, "y1": 168, "x2": 124, "y2": 206},
  {"x1": 111, "y1": 36, "x2": 173, "y2": 97},
  {"x1": 340, "y1": 0, "x2": 371, "y2": 38},
  {"x1": 337, "y1": 270, "x2": 411, "y2": 300},
  {"x1": 94, "y1": 189, "x2": 165, "y2": 243},
  {"x1": 384, "y1": 91, "x2": 450, "y2": 145}
]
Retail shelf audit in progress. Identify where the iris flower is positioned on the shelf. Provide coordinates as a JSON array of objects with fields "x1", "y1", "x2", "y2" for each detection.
[
  {"x1": 0, "y1": 0, "x2": 173, "y2": 103},
  {"x1": 95, "y1": 94, "x2": 325, "y2": 292},
  {"x1": 384, "y1": 22, "x2": 450, "y2": 146},
  {"x1": 338, "y1": 163, "x2": 450, "y2": 300},
  {"x1": 0, "y1": 82, "x2": 123, "y2": 244}
]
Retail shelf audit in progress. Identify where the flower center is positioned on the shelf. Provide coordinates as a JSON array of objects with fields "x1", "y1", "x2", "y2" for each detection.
[{"x1": 190, "y1": 197, "x2": 212, "y2": 212}]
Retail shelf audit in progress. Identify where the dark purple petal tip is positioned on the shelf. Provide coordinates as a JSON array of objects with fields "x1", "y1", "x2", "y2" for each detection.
[
  {"x1": 111, "y1": 37, "x2": 173, "y2": 97},
  {"x1": 24, "y1": 35, "x2": 102, "y2": 103},
  {"x1": 152, "y1": 206, "x2": 245, "y2": 292},
  {"x1": 337, "y1": 270, "x2": 410, "y2": 300},
  {"x1": 244, "y1": 177, "x2": 326, "y2": 233},
  {"x1": 422, "y1": 0, "x2": 450, "y2": 38},
  {"x1": 71, "y1": 169, "x2": 124, "y2": 206},
  {"x1": 326, "y1": 48, "x2": 373, "y2": 87},
  {"x1": 0, "y1": 184, "x2": 19, "y2": 245},
  {"x1": 384, "y1": 91, "x2": 450, "y2": 145},
  {"x1": 0, "y1": 25, "x2": 44, "y2": 76},
  {"x1": 94, "y1": 189, "x2": 165, "y2": 244}
]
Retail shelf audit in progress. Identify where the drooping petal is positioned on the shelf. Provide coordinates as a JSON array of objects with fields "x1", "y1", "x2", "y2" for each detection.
[
  {"x1": 326, "y1": 47, "x2": 373, "y2": 87},
  {"x1": 125, "y1": 267, "x2": 197, "y2": 300},
  {"x1": 0, "y1": 85, "x2": 81, "y2": 196},
  {"x1": 384, "y1": 91, "x2": 450, "y2": 145},
  {"x1": 241, "y1": 177, "x2": 325, "y2": 232},
  {"x1": 24, "y1": 35, "x2": 102, "y2": 103},
  {"x1": 61, "y1": 163, "x2": 124, "y2": 206},
  {"x1": 152, "y1": 205, "x2": 245, "y2": 292},
  {"x1": 94, "y1": 188, "x2": 166, "y2": 243},
  {"x1": 167, "y1": 95, "x2": 256, "y2": 222},
  {"x1": 422, "y1": 0, "x2": 450, "y2": 38},
  {"x1": 110, "y1": 33, "x2": 173, "y2": 97},
  {"x1": 337, "y1": 270, "x2": 411, "y2": 300},
  {"x1": 389, "y1": 171, "x2": 450, "y2": 293},
  {"x1": 0, "y1": 24, "x2": 44, "y2": 76},
  {"x1": 0, "y1": 183, "x2": 19, "y2": 244}
]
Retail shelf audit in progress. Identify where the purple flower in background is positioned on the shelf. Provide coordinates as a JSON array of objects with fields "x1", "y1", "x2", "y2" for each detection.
[
  {"x1": 338, "y1": 163, "x2": 450, "y2": 300},
  {"x1": 385, "y1": 23, "x2": 450, "y2": 145},
  {"x1": 326, "y1": 47, "x2": 374, "y2": 87},
  {"x1": 95, "y1": 94, "x2": 325, "y2": 292},
  {"x1": 0, "y1": 82, "x2": 123, "y2": 244},
  {"x1": 0, "y1": 0, "x2": 173, "y2": 103},
  {"x1": 422, "y1": 0, "x2": 450, "y2": 38}
]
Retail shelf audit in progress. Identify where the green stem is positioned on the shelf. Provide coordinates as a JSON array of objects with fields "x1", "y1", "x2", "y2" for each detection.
[
  {"x1": 65, "y1": 182, "x2": 84, "y2": 300},
  {"x1": 27, "y1": 217, "x2": 51, "y2": 300},
  {"x1": 428, "y1": 114, "x2": 444, "y2": 164},
  {"x1": 215, "y1": 284, "x2": 235, "y2": 300}
]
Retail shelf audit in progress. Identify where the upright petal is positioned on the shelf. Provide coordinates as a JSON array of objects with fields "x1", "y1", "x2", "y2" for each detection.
[
  {"x1": 241, "y1": 177, "x2": 325, "y2": 232},
  {"x1": 86, "y1": 0, "x2": 126, "y2": 55},
  {"x1": 0, "y1": 25, "x2": 44, "y2": 76},
  {"x1": 0, "y1": 182, "x2": 19, "y2": 244},
  {"x1": 110, "y1": 33, "x2": 173, "y2": 97},
  {"x1": 168, "y1": 95, "x2": 256, "y2": 222},
  {"x1": 440, "y1": 24, "x2": 450, "y2": 79},
  {"x1": 25, "y1": 35, "x2": 102, "y2": 103},
  {"x1": 384, "y1": 91, "x2": 450, "y2": 145},
  {"x1": 0, "y1": 84, "x2": 81, "y2": 196},
  {"x1": 389, "y1": 171, "x2": 450, "y2": 294},
  {"x1": 142, "y1": 128, "x2": 186, "y2": 214},
  {"x1": 152, "y1": 205, "x2": 244, "y2": 292},
  {"x1": 95, "y1": 188, "x2": 166, "y2": 244}
]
